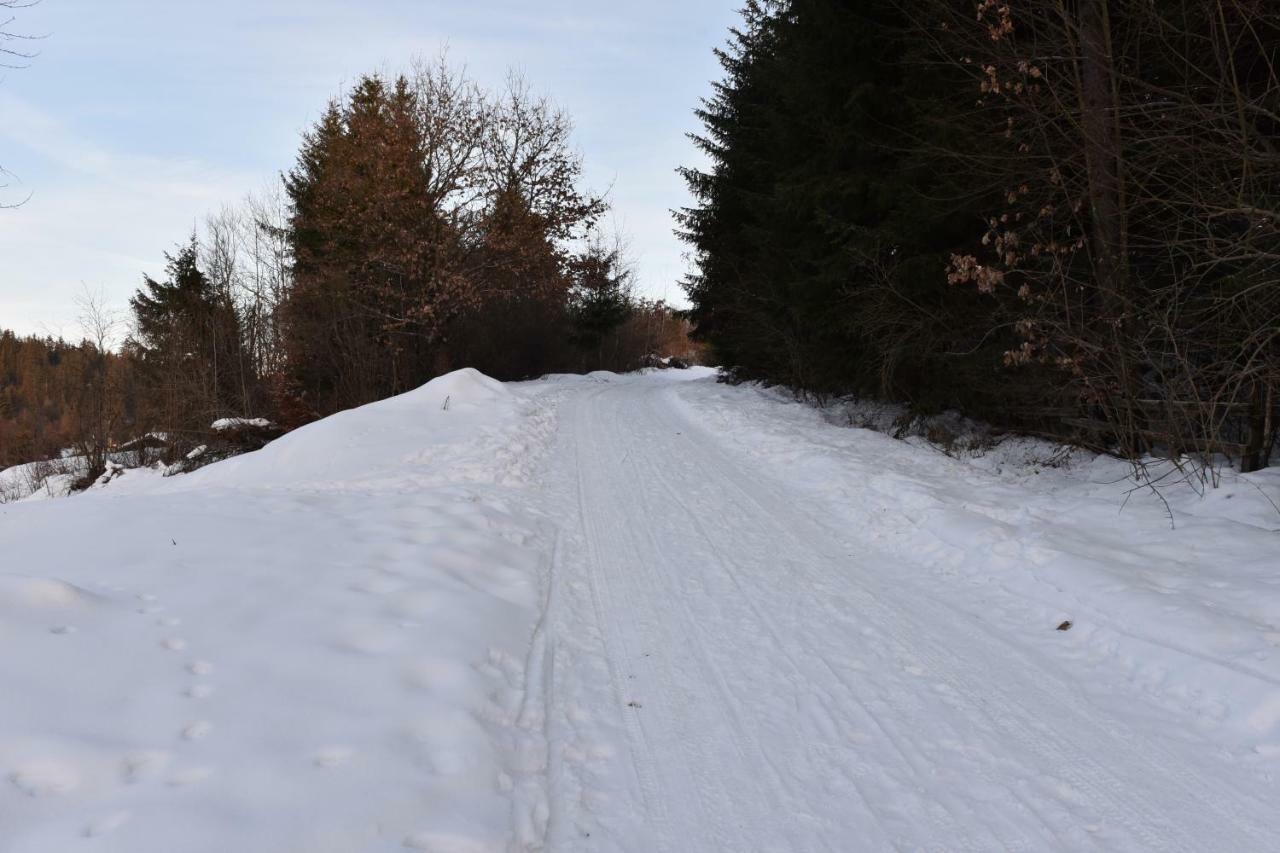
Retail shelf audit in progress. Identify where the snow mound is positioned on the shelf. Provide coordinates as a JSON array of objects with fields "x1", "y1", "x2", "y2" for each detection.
[
  {"x1": 391, "y1": 367, "x2": 510, "y2": 409},
  {"x1": 0, "y1": 576, "x2": 96, "y2": 610},
  {"x1": 0, "y1": 460, "x2": 79, "y2": 503},
  {"x1": 191, "y1": 369, "x2": 517, "y2": 489},
  {"x1": 0, "y1": 369, "x2": 562, "y2": 851}
]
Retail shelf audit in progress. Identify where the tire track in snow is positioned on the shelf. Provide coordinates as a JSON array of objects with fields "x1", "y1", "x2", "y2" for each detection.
[
  {"x1": 626, "y1": 390, "x2": 1043, "y2": 850},
  {"x1": 538, "y1": 374, "x2": 1279, "y2": 852},
  {"x1": 630, "y1": 426, "x2": 986, "y2": 851},
  {"x1": 573, "y1": 389, "x2": 755, "y2": 852},
  {"x1": 617, "y1": 407, "x2": 914, "y2": 850},
  {"x1": 570, "y1": 387, "x2": 677, "y2": 851},
  {"x1": 603, "y1": 405, "x2": 828, "y2": 851},
  {"x1": 653, "y1": 379, "x2": 1276, "y2": 850}
]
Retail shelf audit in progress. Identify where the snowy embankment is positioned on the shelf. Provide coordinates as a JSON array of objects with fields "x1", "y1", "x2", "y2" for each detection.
[
  {"x1": 0, "y1": 369, "x2": 564, "y2": 852},
  {"x1": 0, "y1": 458, "x2": 80, "y2": 503},
  {"x1": 673, "y1": 380, "x2": 1280, "y2": 760}
]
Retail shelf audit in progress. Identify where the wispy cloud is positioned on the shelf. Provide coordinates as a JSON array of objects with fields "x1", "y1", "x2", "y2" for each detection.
[
  {"x1": 0, "y1": 91, "x2": 259, "y2": 337},
  {"x1": 1, "y1": 0, "x2": 741, "y2": 336}
]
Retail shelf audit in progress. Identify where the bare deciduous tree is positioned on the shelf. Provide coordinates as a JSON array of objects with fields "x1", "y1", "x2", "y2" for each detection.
[
  {"x1": 919, "y1": 0, "x2": 1280, "y2": 474},
  {"x1": 73, "y1": 286, "x2": 123, "y2": 484},
  {"x1": 1, "y1": 0, "x2": 41, "y2": 207},
  {"x1": 0, "y1": 0, "x2": 39, "y2": 68}
]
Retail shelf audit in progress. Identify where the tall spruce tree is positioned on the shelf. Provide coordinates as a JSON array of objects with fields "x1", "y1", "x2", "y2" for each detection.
[
  {"x1": 679, "y1": 0, "x2": 1007, "y2": 409},
  {"x1": 567, "y1": 243, "x2": 633, "y2": 362},
  {"x1": 282, "y1": 75, "x2": 448, "y2": 416},
  {"x1": 128, "y1": 237, "x2": 247, "y2": 435}
]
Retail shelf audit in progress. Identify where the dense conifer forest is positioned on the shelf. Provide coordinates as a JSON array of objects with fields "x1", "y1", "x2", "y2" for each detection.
[{"x1": 679, "y1": 0, "x2": 1279, "y2": 472}]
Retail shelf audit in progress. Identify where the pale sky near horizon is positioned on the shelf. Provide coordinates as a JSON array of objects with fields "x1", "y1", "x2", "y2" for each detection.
[{"x1": 0, "y1": 0, "x2": 740, "y2": 339}]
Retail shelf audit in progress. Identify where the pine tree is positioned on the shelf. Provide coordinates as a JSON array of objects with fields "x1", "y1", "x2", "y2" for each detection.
[
  {"x1": 281, "y1": 74, "x2": 449, "y2": 415},
  {"x1": 677, "y1": 0, "x2": 787, "y2": 379},
  {"x1": 568, "y1": 244, "x2": 634, "y2": 362},
  {"x1": 679, "y1": 0, "x2": 1005, "y2": 409},
  {"x1": 128, "y1": 237, "x2": 246, "y2": 437}
]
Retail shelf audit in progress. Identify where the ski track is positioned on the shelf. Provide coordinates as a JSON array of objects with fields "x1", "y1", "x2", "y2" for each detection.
[{"x1": 534, "y1": 375, "x2": 1279, "y2": 852}]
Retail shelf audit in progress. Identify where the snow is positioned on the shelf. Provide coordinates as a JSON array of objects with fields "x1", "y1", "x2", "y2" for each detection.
[
  {"x1": 0, "y1": 459, "x2": 79, "y2": 503},
  {"x1": 531, "y1": 371, "x2": 1280, "y2": 850},
  {"x1": 1, "y1": 366, "x2": 1278, "y2": 851},
  {"x1": 675, "y1": 380, "x2": 1280, "y2": 743},
  {"x1": 0, "y1": 369, "x2": 562, "y2": 852},
  {"x1": 209, "y1": 417, "x2": 273, "y2": 432}
]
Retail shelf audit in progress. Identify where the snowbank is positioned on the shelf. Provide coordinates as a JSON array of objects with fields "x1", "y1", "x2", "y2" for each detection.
[
  {"x1": 0, "y1": 370, "x2": 563, "y2": 852},
  {"x1": 184, "y1": 369, "x2": 518, "y2": 490},
  {"x1": 0, "y1": 459, "x2": 79, "y2": 503}
]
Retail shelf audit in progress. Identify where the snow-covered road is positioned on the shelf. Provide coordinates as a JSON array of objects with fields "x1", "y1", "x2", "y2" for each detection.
[
  {"x1": 534, "y1": 372, "x2": 1280, "y2": 851},
  {"x1": 2, "y1": 368, "x2": 1278, "y2": 851}
]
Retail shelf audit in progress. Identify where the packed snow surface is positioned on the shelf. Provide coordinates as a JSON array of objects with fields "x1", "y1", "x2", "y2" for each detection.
[{"x1": 1, "y1": 367, "x2": 1279, "y2": 851}]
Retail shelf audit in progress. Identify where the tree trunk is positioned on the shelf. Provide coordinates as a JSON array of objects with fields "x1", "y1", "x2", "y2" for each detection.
[
  {"x1": 1242, "y1": 381, "x2": 1272, "y2": 473},
  {"x1": 1077, "y1": 0, "x2": 1141, "y2": 452},
  {"x1": 1263, "y1": 383, "x2": 1277, "y2": 469},
  {"x1": 1077, "y1": 0, "x2": 1127, "y2": 311}
]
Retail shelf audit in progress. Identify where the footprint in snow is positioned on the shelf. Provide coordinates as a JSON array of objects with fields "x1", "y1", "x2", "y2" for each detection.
[
  {"x1": 402, "y1": 831, "x2": 493, "y2": 851},
  {"x1": 9, "y1": 761, "x2": 80, "y2": 797},
  {"x1": 312, "y1": 747, "x2": 354, "y2": 768},
  {"x1": 83, "y1": 811, "x2": 131, "y2": 838},
  {"x1": 185, "y1": 683, "x2": 215, "y2": 700},
  {"x1": 181, "y1": 721, "x2": 213, "y2": 741},
  {"x1": 167, "y1": 766, "x2": 214, "y2": 787},
  {"x1": 187, "y1": 660, "x2": 214, "y2": 676},
  {"x1": 121, "y1": 750, "x2": 171, "y2": 784}
]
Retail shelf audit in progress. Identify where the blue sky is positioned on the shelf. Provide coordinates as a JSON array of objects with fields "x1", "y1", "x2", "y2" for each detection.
[{"x1": 0, "y1": 0, "x2": 740, "y2": 338}]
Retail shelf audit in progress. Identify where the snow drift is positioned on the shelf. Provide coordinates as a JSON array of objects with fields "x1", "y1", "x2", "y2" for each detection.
[
  {"x1": 0, "y1": 370, "x2": 560, "y2": 853},
  {"x1": 188, "y1": 368, "x2": 516, "y2": 489}
]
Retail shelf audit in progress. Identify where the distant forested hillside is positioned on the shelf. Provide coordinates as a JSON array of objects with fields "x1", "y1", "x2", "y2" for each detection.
[{"x1": 0, "y1": 331, "x2": 132, "y2": 470}]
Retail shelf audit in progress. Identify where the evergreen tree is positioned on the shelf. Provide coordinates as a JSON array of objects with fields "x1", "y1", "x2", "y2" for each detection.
[
  {"x1": 280, "y1": 66, "x2": 615, "y2": 405},
  {"x1": 677, "y1": 0, "x2": 785, "y2": 380},
  {"x1": 128, "y1": 237, "x2": 246, "y2": 435},
  {"x1": 679, "y1": 0, "x2": 1010, "y2": 410},
  {"x1": 567, "y1": 243, "x2": 634, "y2": 361},
  {"x1": 282, "y1": 74, "x2": 448, "y2": 416}
]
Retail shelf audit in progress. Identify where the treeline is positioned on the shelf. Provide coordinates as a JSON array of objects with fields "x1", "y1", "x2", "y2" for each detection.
[
  {"x1": 277, "y1": 62, "x2": 690, "y2": 418},
  {"x1": 681, "y1": 0, "x2": 1280, "y2": 471},
  {"x1": 3, "y1": 59, "x2": 701, "y2": 481}
]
